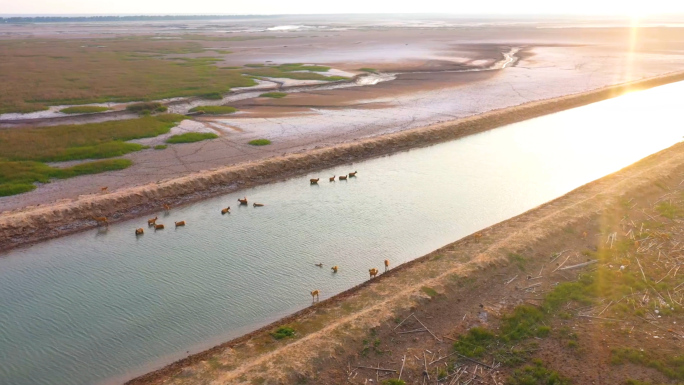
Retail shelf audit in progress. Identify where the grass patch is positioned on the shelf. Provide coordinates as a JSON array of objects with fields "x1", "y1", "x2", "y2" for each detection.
[
  {"x1": 248, "y1": 139, "x2": 272, "y2": 146},
  {"x1": 507, "y1": 359, "x2": 571, "y2": 385},
  {"x1": 359, "y1": 68, "x2": 377, "y2": 73},
  {"x1": 188, "y1": 105, "x2": 237, "y2": 114},
  {"x1": 270, "y1": 326, "x2": 295, "y2": 340},
  {"x1": 508, "y1": 253, "x2": 527, "y2": 271},
  {"x1": 0, "y1": 37, "x2": 257, "y2": 114},
  {"x1": 154, "y1": 145, "x2": 167, "y2": 150},
  {"x1": 243, "y1": 63, "x2": 345, "y2": 82},
  {"x1": 166, "y1": 132, "x2": 218, "y2": 144},
  {"x1": 656, "y1": 201, "x2": 681, "y2": 219},
  {"x1": 59, "y1": 106, "x2": 110, "y2": 114},
  {"x1": 126, "y1": 102, "x2": 167, "y2": 114},
  {"x1": 611, "y1": 348, "x2": 684, "y2": 380},
  {"x1": 199, "y1": 92, "x2": 224, "y2": 100},
  {"x1": 0, "y1": 159, "x2": 132, "y2": 196},
  {"x1": 0, "y1": 114, "x2": 183, "y2": 162},
  {"x1": 421, "y1": 286, "x2": 438, "y2": 298},
  {"x1": 259, "y1": 92, "x2": 287, "y2": 98}
]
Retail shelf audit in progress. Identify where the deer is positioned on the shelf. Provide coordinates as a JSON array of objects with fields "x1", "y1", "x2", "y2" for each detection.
[
  {"x1": 474, "y1": 232, "x2": 482, "y2": 243},
  {"x1": 154, "y1": 224, "x2": 165, "y2": 230},
  {"x1": 175, "y1": 221, "x2": 186, "y2": 227},
  {"x1": 310, "y1": 178, "x2": 319, "y2": 184},
  {"x1": 331, "y1": 266, "x2": 338, "y2": 273},
  {"x1": 147, "y1": 216, "x2": 158, "y2": 226},
  {"x1": 92, "y1": 216, "x2": 108, "y2": 226},
  {"x1": 384, "y1": 259, "x2": 390, "y2": 271},
  {"x1": 339, "y1": 175, "x2": 348, "y2": 180},
  {"x1": 348, "y1": 171, "x2": 357, "y2": 177},
  {"x1": 253, "y1": 203, "x2": 264, "y2": 207},
  {"x1": 329, "y1": 176, "x2": 335, "y2": 182},
  {"x1": 238, "y1": 197, "x2": 248, "y2": 205},
  {"x1": 369, "y1": 268, "x2": 379, "y2": 278},
  {"x1": 135, "y1": 228, "x2": 144, "y2": 235},
  {"x1": 311, "y1": 290, "x2": 320, "y2": 302},
  {"x1": 100, "y1": 186, "x2": 108, "y2": 193},
  {"x1": 221, "y1": 207, "x2": 230, "y2": 214},
  {"x1": 163, "y1": 204, "x2": 170, "y2": 212}
]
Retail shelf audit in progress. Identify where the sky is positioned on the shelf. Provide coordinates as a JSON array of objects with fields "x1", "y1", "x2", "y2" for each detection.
[{"x1": 2, "y1": 0, "x2": 684, "y2": 16}]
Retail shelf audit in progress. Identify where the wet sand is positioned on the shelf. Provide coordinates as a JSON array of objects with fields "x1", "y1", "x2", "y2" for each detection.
[{"x1": 2, "y1": 71, "x2": 683, "y2": 253}]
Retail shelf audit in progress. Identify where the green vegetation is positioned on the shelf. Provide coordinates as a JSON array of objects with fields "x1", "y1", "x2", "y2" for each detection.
[
  {"x1": 248, "y1": 139, "x2": 272, "y2": 146},
  {"x1": 271, "y1": 326, "x2": 295, "y2": 340},
  {"x1": 242, "y1": 63, "x2": 346, "y2": 82},
  {"x1": 611, "y1": 348, "x2": 684, "y2": 380},
  {"x1": 200, "y1": 92, "x2": 224, "y2": 100},
  {"x1": 359, "y1": 68, "x2": 377, "y2": 73},
  {"x1": 154, "y1": 145, "x2": 167, "y2": 150},
  {"x1": 259, "y1": 92, "x2": 287, "y2": 98},
  {"x1": 188, "y1": 105, "x2": 237, "y2": 115},
  {"x1": 381, "y1": 380, "x2": 406, "y2": 385},
  {"x1": 0, "y1": 37, "x2": 257, "y2": 114},
  {"x1": 421, "y1": 286, "x2": 438, "y2": 298},
  {"x1": 507, "y1": 359, "x2": 571, "y2": 385},
  {"x1": 509, "y1": 253, "x2": 528, "y2": 271},
  {"x1": 166, "y1": 132, "x2": 218, "y2": 144},
  {"x1": 656, "y1": 201, "x2": 681, "y2": 219},
  {"x1": 126, "y1": 102, "x2": 167, "y2": 114},
  {"x1": 59, "y1": 106, "x2": 110, "y2": 114},
  {"x1": 0, "y1": 159, "x2": 132, "y2": 196},
  {"x1": 0, "y1": 114, "x2": 183, "y2": 195}
]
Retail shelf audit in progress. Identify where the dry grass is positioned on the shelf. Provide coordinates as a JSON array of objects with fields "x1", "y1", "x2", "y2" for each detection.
[{"x1": 0, "y1": 37, "x2": 255, "y2": 114}]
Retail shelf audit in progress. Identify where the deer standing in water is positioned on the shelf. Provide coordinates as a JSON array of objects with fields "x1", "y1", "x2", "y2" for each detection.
[
  {"x1": 221, "y1": 207, "x2": 230, "y2": 214},
  {"x1": 163, "y1": 204, "x2": 170, "y2": 212},
  {"x1": 154, "y1": 224, "x2": 165, "y2": 230},
  {"x1": 147, "y1": 216, "x2": 158, "y2": 226},
  {"x1": 311, "y1": 290, "x2": 320, "y2": 302},
  {"x1": 92, "y1": 216, "x2": 108, "y2": 226},
  {"x1": 384, "y1": 259, "x2": 390, "y2": 272},
  {"x1": 329, "y1": 176, "x2": 335, "y2": 182},
  {"x1": 175, "y1": 221, "x2": 186, "y2": 227},
  {"x1": 310, "y1": 178, "x2": 319, "y2": 184},
  {"x1": 135, "y1": 228, "x2": 144, "y2": 235},
  {"x1": 238, "y1": 197, "x2": 248, "y2": 205},
  {"x1": 339, "y1": 175, "x2": 348, "y2": 180},
  {"x1": 369, "y1": 268, "x2": 379, "y2": 278},
  {"x1": 348, "y1": 171, "x2": 357, "y2": 177},
  {"x1": 331, "y1": 266, "x2": 338, "y2": 273}
]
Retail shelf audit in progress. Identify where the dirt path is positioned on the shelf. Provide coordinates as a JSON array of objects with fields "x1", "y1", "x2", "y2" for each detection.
[{"x1": 124, "y1": 115, "x2": 684, "y2": 385}]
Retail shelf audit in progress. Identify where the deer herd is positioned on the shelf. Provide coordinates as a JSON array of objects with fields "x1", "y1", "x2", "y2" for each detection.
[{"x1": 95, "y1": 171, "x2": 367, "y2": 304}]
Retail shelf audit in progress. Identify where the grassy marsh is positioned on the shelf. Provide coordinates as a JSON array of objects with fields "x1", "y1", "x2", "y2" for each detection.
[
  {"x1": 248, "y1": 139, "x2": 272, "y2": 146},
  {"x1": 166, "y1": 132, "x2": 218, "y2": 143},
  {"x1": 59, "y1": 106, "x2": 110, "y2": 114},
  {"x1": 259, "y1": 92, "x2": 287, "y2": 98},
  {"x1": 188, "y1": 105, "x2": 237, "y2": 115}
]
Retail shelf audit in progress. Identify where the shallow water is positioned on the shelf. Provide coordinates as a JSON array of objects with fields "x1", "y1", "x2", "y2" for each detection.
[{"x1": 1, "y1": 81, "x2": 683, "y2": 385}]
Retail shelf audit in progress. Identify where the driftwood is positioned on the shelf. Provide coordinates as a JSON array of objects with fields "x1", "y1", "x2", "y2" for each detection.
[
  {"x1": 414, "y1": 315, "x2": 442, "y2": 342},
  {"x1": 559, "y1": 260, "x2": 598, "y2": 271},
  {"x1": 355, "y1": 365, "x2": 397, "y2": 373}
]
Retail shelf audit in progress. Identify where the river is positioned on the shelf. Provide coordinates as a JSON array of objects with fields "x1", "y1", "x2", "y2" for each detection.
[{"x1": 0, "y1": 81, "x2": 682, "y2": 385}]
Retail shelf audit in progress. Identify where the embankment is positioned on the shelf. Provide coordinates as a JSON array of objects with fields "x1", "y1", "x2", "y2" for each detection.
[{"x1": 2, "y1": 70, "x2": 684, "y2": 252}]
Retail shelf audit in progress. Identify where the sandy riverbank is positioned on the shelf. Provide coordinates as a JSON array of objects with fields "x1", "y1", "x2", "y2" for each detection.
[
  {"x1": 122, "y1": 96, "x2": 684, "y2": 385},
  {"x1": 2, "y1": 71, "x2": 684, "y2": 254}
]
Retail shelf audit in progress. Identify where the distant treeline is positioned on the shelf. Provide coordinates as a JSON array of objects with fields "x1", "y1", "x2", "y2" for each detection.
[{"x1": 1, "y1": 15, "x2": 276, "y2": 23}]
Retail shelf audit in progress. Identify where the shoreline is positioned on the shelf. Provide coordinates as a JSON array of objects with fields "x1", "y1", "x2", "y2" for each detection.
[
  {"x1": 2, "y1": 70, "x2": 684, "y2": 254},
  {"x1": 122, "y1": 122, "x2": 684, "y2": 384}
]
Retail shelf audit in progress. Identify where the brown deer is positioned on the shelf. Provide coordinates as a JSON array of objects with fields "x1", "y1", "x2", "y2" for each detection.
[
  {"x1": 221, "y1": 207, "x2": 230, "y2": 214},
  {"x1": 310, "y1": 178, "x2": 319, "y2": 184},
  {"x1": 163, "y1": 204, "x2": 170, "y2": 212},
  {"x1": 147, "y1": 216, "x2": 158, "y2": 226},
  {"x1": 154, "y1": 224, "x2": 165, "y2": 230},
  {"x1": 348, "y1": 171, "x2": 357, "y2": 177},
  {"x1": 369, "y1": 268, "x2": 379, "y2": 278},
  {"x1": 175, "y1": 221, "x2": 186, "y2": 227},
  {"x1": 100, "y1": 186, "x2": 108, "y2": 193},
  {"x1": 331, "y1": 266, "x2": 338, "y2": 273},
  {"x1": 92, "y1": 216, "x2": 108, "y2": 226},
  {"x1": 339, "y1": 175, "x2": 348, "y2": 180},
  {"x1": 384, "y1": 259, "x2": 390, "y2": 271},
  {"x1": 311, "y1": 290, "x2": 320, "y2": 302},
  {"x1": 238, "y1": 197, "x2": 248, "y2": 205},
  {"x1": 474, "y1": 233, "x2": 482, "y2": 243},
  {"x1": 135, "y1": 228, "x2": 144, "y2": 235},
  {"x1": 329, "y1": 176, "x2": 335, "y2": 182}
]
